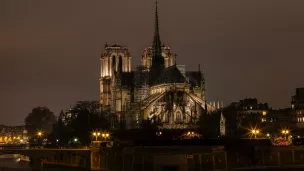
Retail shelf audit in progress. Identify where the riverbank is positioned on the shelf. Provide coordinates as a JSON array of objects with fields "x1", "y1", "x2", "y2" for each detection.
[{"x1": 0, "y1": 158, "x2": 31, "y2": 171}]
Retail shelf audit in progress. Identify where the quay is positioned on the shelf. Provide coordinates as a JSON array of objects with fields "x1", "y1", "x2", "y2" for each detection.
[{"x1": 2, "y1": 140, "x2": 304, "y2": 171}]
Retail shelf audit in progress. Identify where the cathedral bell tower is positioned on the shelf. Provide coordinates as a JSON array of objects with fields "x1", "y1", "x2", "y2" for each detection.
[{"x1": 99, "y1": 44, "x2": 131, "y2": 111}]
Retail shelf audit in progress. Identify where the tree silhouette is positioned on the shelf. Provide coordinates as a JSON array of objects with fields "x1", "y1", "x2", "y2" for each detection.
[
  {"x1": 24, "y1": 106, "x2": 56, "y2": 137},
  {"x1": 49, "y1": 110, "x2": 69, "y2": 146},
  {"x1": 54, "y1": 101, "x2": 110, "y2": 145},
  {"x1": 198, "y1": 111, "x2": 220, "y2": 138}
]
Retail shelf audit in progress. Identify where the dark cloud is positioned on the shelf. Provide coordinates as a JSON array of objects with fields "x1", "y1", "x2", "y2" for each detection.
[{"x1": 1, "y1": 0, "x2": 304, "y2": 125}]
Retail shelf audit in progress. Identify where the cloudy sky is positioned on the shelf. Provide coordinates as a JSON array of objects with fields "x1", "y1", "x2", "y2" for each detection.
[{"x1": 1, "y1": 0, "x2": 304, "y2": 125}]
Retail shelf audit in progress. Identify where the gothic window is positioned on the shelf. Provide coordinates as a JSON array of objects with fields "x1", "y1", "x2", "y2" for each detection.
[{"x1": 176, "y1": 111, "x2": 182, "y2": 122}]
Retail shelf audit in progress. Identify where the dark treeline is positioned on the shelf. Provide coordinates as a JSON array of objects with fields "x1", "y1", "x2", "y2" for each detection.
[{"x1": 23, "y1": 101, "x2": 270, "y2": 146}]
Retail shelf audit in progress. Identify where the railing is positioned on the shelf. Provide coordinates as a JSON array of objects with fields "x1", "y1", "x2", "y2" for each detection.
[
  {"x1": 202, "y1": 148, "x2": 304, "y2": 170},
  {"x1": 100, "y1": 147, "x2": 304, "y2": 171}
]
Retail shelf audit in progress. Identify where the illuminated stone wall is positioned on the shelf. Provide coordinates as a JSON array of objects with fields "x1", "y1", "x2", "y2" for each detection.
[{"x1": 99, "y1": 44, "x2": 132, "y2": 111}]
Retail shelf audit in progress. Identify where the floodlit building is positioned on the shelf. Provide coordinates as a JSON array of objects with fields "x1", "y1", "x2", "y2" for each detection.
[
  {"x1": 291, "y1": 88, "x2": 304, "y2": 127},
  {"x1": 0, "y1": 125, "x2": 29, "y2": 144},
  {"x1": 99, "y1": 2, "x2": 219, "y2": 129}
]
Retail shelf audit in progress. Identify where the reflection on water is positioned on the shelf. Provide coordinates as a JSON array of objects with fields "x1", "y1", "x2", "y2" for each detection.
[
  {"x1": 0, "y1": 158, "x2": 82, "y2": 171},
  {"x1": 0, "y1": 158, "x2": 31, "y2": 171}
]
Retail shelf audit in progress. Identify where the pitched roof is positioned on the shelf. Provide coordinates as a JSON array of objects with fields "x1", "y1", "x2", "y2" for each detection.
[{"x1": 153, "y1": 65, "x2": 188, "y2": 85}]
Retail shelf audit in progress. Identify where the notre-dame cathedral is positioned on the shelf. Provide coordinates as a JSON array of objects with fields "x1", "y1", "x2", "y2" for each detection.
[{"x1": 99, "y1": 2, "x2": 220, "y2": 129}]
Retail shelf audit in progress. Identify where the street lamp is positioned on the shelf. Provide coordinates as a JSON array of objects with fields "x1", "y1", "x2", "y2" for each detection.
[
  {"x1": 92, "y1": 132, "x2": 101, "y2": 141},
  {"x1": 102, "y1": 132, "x2": 110, "y2": 141},
  {"x1": 251, "y1": 129, "x2": 259, "y2": 139},
  {"x1": 156, "y1": 131, "x2": 162, "y2": 136},
  {"x1": 36, "y1": 131, "x2": 43, "y2": 146},
  {"x1": 281, "y1": 129, "x2": 290, "y2": 140},
  {"x1": 37, "y1": 131, "x2": 43, "y2": 137}
]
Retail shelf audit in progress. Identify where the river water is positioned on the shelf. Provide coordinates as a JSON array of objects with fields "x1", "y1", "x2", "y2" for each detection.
[
  {"x1": 0, "y1": 158, "x2": 31, "y2": 171},
  {"x1": 0, "y1": 158, "x2": 82, "y2": 171}
]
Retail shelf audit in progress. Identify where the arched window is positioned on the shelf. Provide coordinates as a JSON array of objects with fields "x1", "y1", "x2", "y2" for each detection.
[
  {"x1": 176, "y1": 111, "x2": 182, "y2": 122},
  {"x1": 112, "y1": 56, "x2": 116, "y2": 70},
  {"x1": 118, "y1": 56, "x2": 123, "y2": 72}
]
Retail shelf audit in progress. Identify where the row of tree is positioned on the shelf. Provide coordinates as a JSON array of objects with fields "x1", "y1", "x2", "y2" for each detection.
[
  {"x1": 24, "y1": 101, "x2": 110, "y2": 146},
  {"x1": 24, "y1": 101, "x2": 262, "y2": 146}
]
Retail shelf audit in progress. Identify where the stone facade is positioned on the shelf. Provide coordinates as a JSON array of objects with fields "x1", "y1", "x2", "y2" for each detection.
[
  {"x1": 0, "y1": 125, "x2": 28, "y2": 144},
  {"x1": 99, "y1": 3, "x2": 219, "y2": 129},
  {"x1": 291, "y1": 88, "x2": 304, "y2": 127}
]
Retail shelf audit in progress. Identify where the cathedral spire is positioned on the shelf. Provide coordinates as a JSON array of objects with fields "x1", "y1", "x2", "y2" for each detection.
[{"x1": 152, "y1": 0, "x2": 164, "y2": 68}]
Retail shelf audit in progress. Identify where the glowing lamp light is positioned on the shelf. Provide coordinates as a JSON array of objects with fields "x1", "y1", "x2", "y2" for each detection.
[
  {"x1": 250, "y1": 129, "x2": 260, "y2": 139},
  {"x1": 37, "y1": 132, "x2": 42, "y2": 136},
  {"x1": 281, "y1": 129, "x2": 290, "y2": 135},
  {"x1": 156, "y1": 131, "x2": 162, "y2": 136}
]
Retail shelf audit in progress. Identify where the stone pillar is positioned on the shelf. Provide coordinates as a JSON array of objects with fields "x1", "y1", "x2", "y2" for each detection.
[
  {"x1": 103, "y1": 58, "x2": 106, "y2": 76},
  {"x1": 128, "y1": 57, "x2": 131, "y2": 72},
  {"x1": 101, "y1": 58, "x2": 103, "y2": 77},
  {"x1": 109, "y1": 56, "x2": 112, "y2": 77},
  {"x1": 90, "y1": 142, "x2": 101, "y2": 171}
]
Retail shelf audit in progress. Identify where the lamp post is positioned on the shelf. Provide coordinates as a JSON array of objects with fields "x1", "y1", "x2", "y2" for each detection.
[
  {"x1": 37, "y1": 131, "x2": 42, "y2": 137},
  {"x1": 281, "y1": 129, "x2": 290, "y2": 140},
  {"x1": 251, "y1": 129, "x2": 259, "y2": 139},
  {"x1": 92, "y1": 132, "x2": 101, "y2": 141},
  {"x1": 37, "y1": 131, "x2": 43, "y2": 145},
  {"x1": 102, "y1": 133, "x2": 110, "y2": 141}
]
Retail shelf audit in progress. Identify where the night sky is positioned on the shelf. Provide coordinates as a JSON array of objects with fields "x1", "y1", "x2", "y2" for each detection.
[{"x1": 1, "y1": 0, "x2": 304, "y2": 125}]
